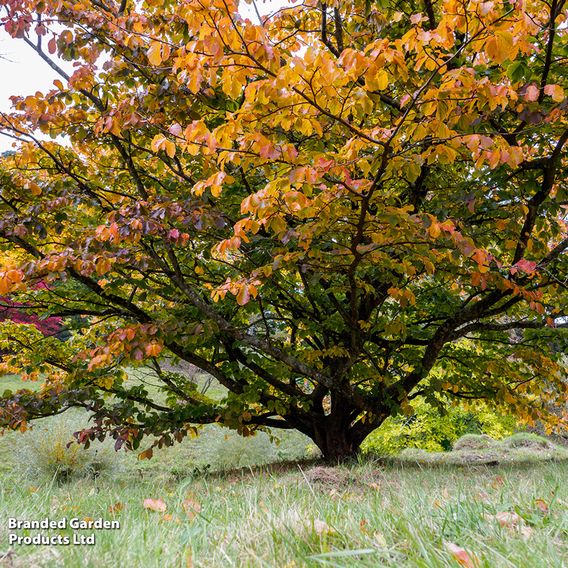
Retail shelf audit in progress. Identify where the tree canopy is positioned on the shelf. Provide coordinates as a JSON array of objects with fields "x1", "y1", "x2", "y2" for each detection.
[{"x1": 0, "y1": 0, "x2": 566, "y2": 459}]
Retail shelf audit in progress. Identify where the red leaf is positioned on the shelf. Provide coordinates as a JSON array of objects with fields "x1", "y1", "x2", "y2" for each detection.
[{"x1": 512, "y1": 259, "x2": 537, "y2": 274}]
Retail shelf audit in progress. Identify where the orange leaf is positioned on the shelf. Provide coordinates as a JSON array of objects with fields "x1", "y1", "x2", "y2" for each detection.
[
  {"x1": 138, "y1": 448, "x2": 153, "y2": 460},
  {"x1": 147, "y1": 41, "x2": 163, "y2": 66},
  {"x1": 145, "y1": 342, "x2": 162, "y2": 357}
]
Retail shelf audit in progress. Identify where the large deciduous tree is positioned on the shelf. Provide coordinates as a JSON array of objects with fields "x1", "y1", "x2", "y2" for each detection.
[{"x1": 0, "y1": 0, "x2": 566, "y2": 459}]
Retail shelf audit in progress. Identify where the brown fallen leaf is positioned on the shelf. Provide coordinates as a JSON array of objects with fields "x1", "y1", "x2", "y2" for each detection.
[
  {"x1": 182, "y1": 498, "x2": 202, "y2": 521},
  {"x1": 444, "y1": 541, "x2": 478, "y2": 568},
  {"x1": 491, "y1": 476, "x2": 505, "y2": 488},
  {"x1": 109, "y1": 502, "x2": 124, "y2": 514},
  {"x1": 143, "y1": 498, "x2": 167, "y2": 512}
]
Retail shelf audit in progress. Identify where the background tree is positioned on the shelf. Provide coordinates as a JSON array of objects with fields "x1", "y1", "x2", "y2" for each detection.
[{"x1": 0, "y1": 0, "x2": 566, "y2": 459}]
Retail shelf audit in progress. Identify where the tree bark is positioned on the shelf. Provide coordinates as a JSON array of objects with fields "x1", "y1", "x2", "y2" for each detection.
[
  {"x1": 313, "y1": 421, "x2": 360, "y2": 461},
  {"x1": 310, "y1": 397, "x2": 384, "y2": 461}
]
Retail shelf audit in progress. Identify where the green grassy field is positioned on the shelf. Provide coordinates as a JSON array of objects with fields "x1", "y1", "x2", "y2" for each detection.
[
  {"x1": 0, "y1": 459, "x2": 566, "y2": 567},
  {"x1": 0, "y1": 374, "x2": 567, "y2": 567}
]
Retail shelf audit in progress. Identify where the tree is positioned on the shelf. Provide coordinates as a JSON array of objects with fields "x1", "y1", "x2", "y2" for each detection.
[{"x1": 0, "y1": 0, "x2": 566, "y2": 460}]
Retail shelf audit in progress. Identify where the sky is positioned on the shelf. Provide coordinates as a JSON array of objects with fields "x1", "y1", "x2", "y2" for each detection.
[{"x1": 0, "y1": 0, "x2": 293, "y2": 152}]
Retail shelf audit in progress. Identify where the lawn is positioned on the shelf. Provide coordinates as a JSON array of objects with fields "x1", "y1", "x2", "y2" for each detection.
[
  {"x1": 0, "y1": 375, "x2": 566, "y2": 567},
  {"x1": 0, "y1": 458, "x2": 566, "y2": 567}
]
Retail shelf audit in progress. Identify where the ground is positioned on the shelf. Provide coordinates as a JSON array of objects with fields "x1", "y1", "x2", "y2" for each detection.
[{"x1": 0, "y1": 375, "x2": 566, "y2": 567}]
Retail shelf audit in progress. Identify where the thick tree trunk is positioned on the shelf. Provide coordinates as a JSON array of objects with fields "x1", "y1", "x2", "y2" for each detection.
[
  {"x1": 313, "y1": 424, "x2": 360, "y2": 461},
  {"x1": 311, "y1": 412, "x2": 383, "y2": 462},
  {"x1": 309, "y1": 394, "x2": 388, "y2": 461}
]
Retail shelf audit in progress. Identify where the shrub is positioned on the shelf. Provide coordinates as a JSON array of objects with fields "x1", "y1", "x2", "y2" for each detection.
[
  {"x1": 452, "y1": 434, "x2": 497, "y2": 451},
  {"x1": 361, "y1": 399, "x2": 515, "y2": 455},
  {"x1": 14, "y1": 413, "x2": 117, "y2": 482},
  {"x1": 502, "y1": 433, "x2": 554, "y2": 450}
]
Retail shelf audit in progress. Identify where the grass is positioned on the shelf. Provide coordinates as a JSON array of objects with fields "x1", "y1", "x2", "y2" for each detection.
[
  {"x1": 0, "y1": 459, "x2": 566, "y2": 567},
  {"x1": 1, "y1": 374, "x2": 41, "y2": 394},
  {"x1": 0, "y1": 374, "x2": 567, "y2": 567}
]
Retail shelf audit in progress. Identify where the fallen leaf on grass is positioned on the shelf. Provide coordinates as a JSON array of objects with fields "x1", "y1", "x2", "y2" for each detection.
[
  {"x1": 182, "y1": 499, "x2": 202, "y2": 520},
  {"x1": 491, "y1": 476, "x2": 505, "y2": 488},
  {"x1": 535, "y1": 499, "x2": 549, "y2": 514},
  {"x1": 143, "y1": 498, "x2": 167, "y2": 512},
  {"x1": 443, "y1": 541, "x2": 478, "y2": 568},
  {"x1": 494, "y1": 511, "x2": 522, "y2": 528},
  {"x1": 485, "y1": 511, "x2": 535, "y2": 538},
  {"x1": 109, "y1": 502, "x2": 124, "y2": 514}
]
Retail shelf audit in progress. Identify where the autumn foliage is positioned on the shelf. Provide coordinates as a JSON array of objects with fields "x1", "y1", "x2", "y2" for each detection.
[{"x1": 0, "y1": 0, "x2": 566, "y2": 458}]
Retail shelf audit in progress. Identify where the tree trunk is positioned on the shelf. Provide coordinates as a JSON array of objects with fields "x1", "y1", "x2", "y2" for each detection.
[
  {"x1": 313, "y1": 421, "x2": 360, "y2": 461},
  {"x1": 310, "y1": 399, "x2": 387, "y2": 461}
]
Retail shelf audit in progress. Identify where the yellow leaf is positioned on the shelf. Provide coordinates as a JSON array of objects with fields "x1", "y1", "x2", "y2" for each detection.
[
  {"x1": 164, "y1": 140, "x2": 176, "y2": 159},
  {"x1": 486, "y1": 31, "x2": 516, "y2": 64},
  {"x1": 25, "y1": 182, "x2": 42, "y2": 196},
  {"x1": 428, "y1": 222, "x2": 441, "y2": 238},
  {"x1": 151, "y1": 135, "x2": 165, "y2": 153},
  {"x1": 366, "y1": 68, "x2": 389, "y2": 91}
]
